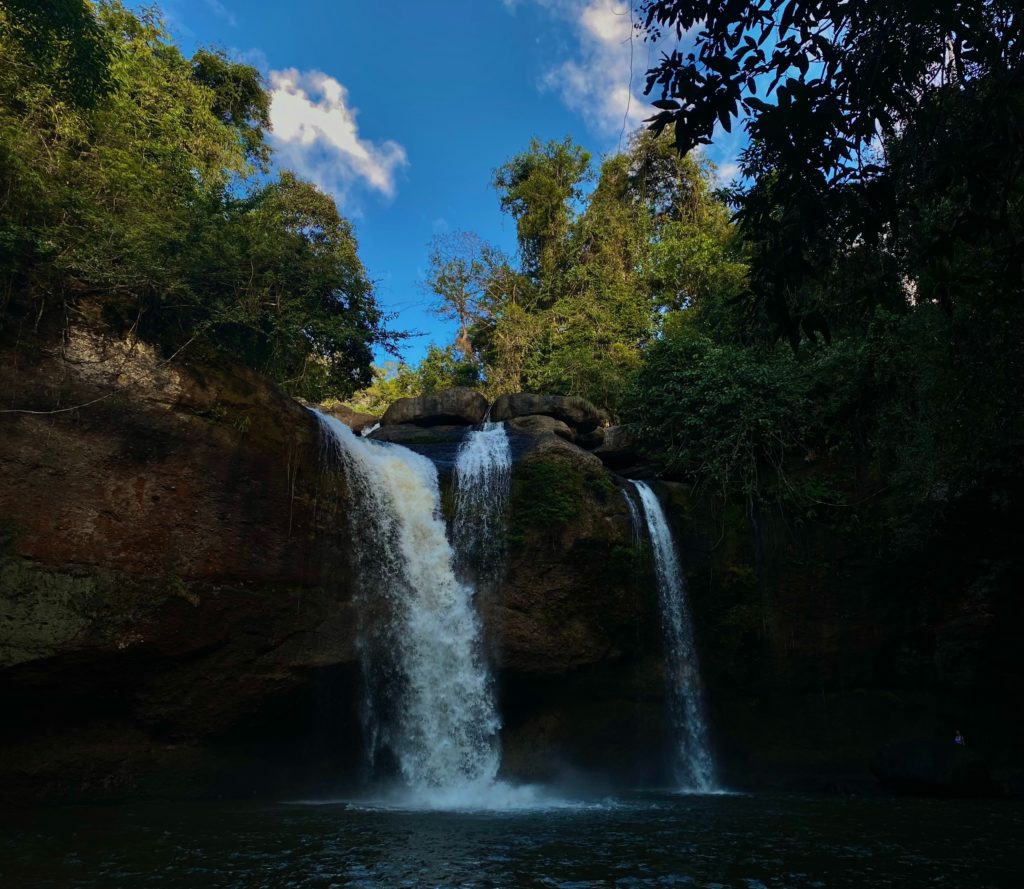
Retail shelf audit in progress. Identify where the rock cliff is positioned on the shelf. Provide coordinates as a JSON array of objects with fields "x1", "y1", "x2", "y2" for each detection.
[
  {"x1": 0, "y1": 330, "x2": 659, "y2": 801},
  {"x1": 3, "y1": 329, "x2": 1017, "y2": 802},
  {"x1": 0, "y1": 325, "x2": 362, "y2": 802}
]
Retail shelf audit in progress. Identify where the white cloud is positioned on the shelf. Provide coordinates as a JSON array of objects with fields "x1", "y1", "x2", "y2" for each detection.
[
  {"x1": 203, "y1": 0, "x2": 237, "y2": 28},
  {"x1": 714, "y1": 162, "x2": 740, "y2": 185},
  {"x1": 267, "y1": 68, "x2": 408, "y2": 206},
  {"x1": 520, "y1": 0, "x2": 658, "y2": 138},
  {"x1": 233, "y1": 47, "x2": 269, "y2": 73}
]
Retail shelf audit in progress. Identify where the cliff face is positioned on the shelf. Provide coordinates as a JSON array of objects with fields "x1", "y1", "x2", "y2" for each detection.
[
  {"x1": 483, "y1": 447, "x2": 667, "y2": 785},
  {"x1": 0, "y1": 326, "x2": 361, "y2": 802},
  {"x1": 0, "y1": 326, "x2": 658, "y2": 802},
  {"x1": 3, "y1": 326, "x2": 1017, "y2": 803},
  {"x1": 658, "y1": 480, "x2": 1024, "y2": 790}
]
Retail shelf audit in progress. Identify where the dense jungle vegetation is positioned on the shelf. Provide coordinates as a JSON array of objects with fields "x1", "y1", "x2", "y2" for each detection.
[
  {"x1": 355, "y1": 1, "x2": 1023, "y2": 562},
  {"x1": 0, "y1": 0, "x2": 401, "y2": 400},
  {"x1": 2, "y1": 1, "x2": 1022, "y2": 558}
]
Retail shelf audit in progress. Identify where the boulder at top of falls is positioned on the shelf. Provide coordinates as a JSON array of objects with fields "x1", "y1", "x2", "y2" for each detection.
[
  {"x1": 368, "y1": 423, "x2": 468, "y2": 445},
  {"x1": 380, "y1": 387, "x2": 488, "y2": 427},
  {"x1": 870, "y1": 739, "x2": 992, "y2": 796},
  {"x1": 592, "y1": 425, "x2": 640, "y2": 469},
  {"x1": 321, "y1": 402, "x2": 379, "y2": 433},
  {"x1": 506, "y1": 414, "x2": 576, "y2": 442},
  {"x1": 490, "y1": 393, "x2": 602, "y2": 432}
]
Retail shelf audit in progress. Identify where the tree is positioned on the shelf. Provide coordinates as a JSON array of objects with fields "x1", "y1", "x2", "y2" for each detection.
[
  {"x1": 424, "y1": 231, "x2": 505, "y2": 359},
  {"x1": 426, "y1": 132, "x2": 745, "y2": 413},
  {"x1": 416, "y1": 344, "x2": 481, "y2": 393},
  {"x1": 638, "y1": 0, "x2": 1023, "y2": 344},
  {"x1": 640, "y1": 1, "x2": 1021, "y2": 164},
  {"x1": 190, "y1": 48, "x2": 271, "y2": 169},
  {"x1": 0, "y1": 1, "x2": 397, "y2": 401},
  {"x1": 0, "y1": 0, "x2": 112, "y2": 108},
  {"x1": 344, "y1": 361, "x2": 421, "y2": 416},
  {"x1": 628, "y1": 330, "x2": 809, "y2": 499},
  {"x1": 625, "y1": 131, "x2": 748, "y2": 328},
  {"x1": 493, "y1": 136, "x2": 591, "y2": 293},
  {"x1": 188, "y1": 172, "x2": 399, "y2": 400}
]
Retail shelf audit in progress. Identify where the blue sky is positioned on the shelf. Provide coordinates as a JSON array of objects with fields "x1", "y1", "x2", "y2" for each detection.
[{"x1": 148, "y1": 0, "x2": 741, "y2": 364}]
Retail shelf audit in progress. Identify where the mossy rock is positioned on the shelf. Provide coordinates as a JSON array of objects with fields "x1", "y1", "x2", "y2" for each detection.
[{"x1": 508, "y1": 457, "x2": 586, "y2": 545}]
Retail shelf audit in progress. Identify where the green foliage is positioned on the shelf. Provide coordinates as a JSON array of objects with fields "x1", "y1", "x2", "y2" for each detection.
[
  {"x1": 190, "y1": 48, "x2": 271, "y2": 169},
  {"x1": 0, "y1": 1, "x2": 397, "y2": 400},
  {"x1": 343, "y1": 343, "x2": 481, "y2": 415},
  {"x1": 509, "y1": 458, "x2": 584, "y2": 544},
  {"x1": 0, "y1": 0, "x2": 112, "y2": 108},
  {"x1": 619, "y1": 2, "x2": 1024, "y2": 567},
  {"x1": 628, "y1": 331, "x2": 810, "y2": 499},
  {"x1": 426, "y1": 131, "x2": 743, "y2": 415},
  {"x1": 493, "y1": 136, "x2": 592, "y2": 286},
  {"x1": 641, "y1": 1, "x2": 1022, "y2": 347},
  {"x1": 344, "y1": 361, "x2": 421, "y2": 416},
  {"x1": 416, "y1": 344, "x2": 480, "y2": 393}
]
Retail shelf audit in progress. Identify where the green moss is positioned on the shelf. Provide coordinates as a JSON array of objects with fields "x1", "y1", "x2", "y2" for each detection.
[
  {"x1": 0, "y1": 562, "x2": 100, "y2": 667},
  {"x1": 509, "y1": 457, "x2": 585, "y2": 545},
  {"x1": 608, "y1": 543, "x2": 640, "y2": 580},
  {"x1": 584, "y1": 469, "x2": 616, "y2": 502}
]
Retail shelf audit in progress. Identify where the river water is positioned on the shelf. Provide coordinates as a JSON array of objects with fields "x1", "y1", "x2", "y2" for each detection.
[{"x1": 4, "y1": 791, "x2": 1021, "y2": 888}]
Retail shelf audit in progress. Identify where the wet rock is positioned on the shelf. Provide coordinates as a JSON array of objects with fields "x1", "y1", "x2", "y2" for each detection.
[
  {"x1": 528, "y1": 433, "x2": 604, "y2": 471},
  {"x1": 368, "y1": 424, "x2": 468, "y2": 446},
  {"x1": 0, "y1": 323, "x2": 360, "y2": 803},
  {"x1": 505, "y1": 414, "x2": 576, "y2": 442},
  {"x1": 575, "y1": 427, "x2": 604, "y2": 450},
  {"x1": 380, "y1": 387, "x2": 487, "y2": 427},
  {"x1": 321, "y1": 402, "x2": 378, "y2": 433},
  {"x1": 490, "y1": 393, "x2": 602, "y2": 432},
  {"x1": 591, "y1": 425, "x2": 640, "y2": 469}
]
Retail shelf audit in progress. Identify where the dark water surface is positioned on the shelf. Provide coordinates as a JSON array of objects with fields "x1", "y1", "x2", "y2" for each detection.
[{"x1": 2, "y1": 791, "x2": 1021, "y2": 888}]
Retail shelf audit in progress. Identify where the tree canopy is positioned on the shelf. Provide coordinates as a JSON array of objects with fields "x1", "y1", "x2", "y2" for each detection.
[
  {"x1": 640, "y1": 0, "x2": 1024, "y2": 346},
  {"x1": 0, "y1": 0, "x2": 398, "y2": 400},
  {"x1": 404, "y1": 131, "x2": 745, "y2": 417}
]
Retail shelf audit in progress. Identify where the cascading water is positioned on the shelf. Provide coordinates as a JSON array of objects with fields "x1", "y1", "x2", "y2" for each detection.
[
  {"x1": 451, "y1": 421, "x2": 512, "y2": 591},
  {"x1": 314, "y1": 413, "x2": 501, "y2": 804},
  {"x1": 627, "y1": 481, "x2": 717, "y2": 792}
]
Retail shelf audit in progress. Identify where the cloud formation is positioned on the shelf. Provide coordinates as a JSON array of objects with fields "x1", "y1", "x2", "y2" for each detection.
[
  {"x1": 527, "y1": 1, "x2": 656, "y2": 138},
  {"x1": 268, "y1": 68, "x2": 408, "y2": 206},
  {"x1": 203, "y1": 0, "x2": 237, "y2": 28}
]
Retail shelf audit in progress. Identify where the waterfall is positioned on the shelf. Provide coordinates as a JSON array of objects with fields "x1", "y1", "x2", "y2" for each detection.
[
  {"x1": 622, "y1": 485, "x2": 643, "y2": 550},
  {"x1": 628, "y1": 481, "x2": 717, "y2": 792},
  {"x1": 314, "y1": 412, "x2": 501, "y2": 802},
  {"x1": 451, "y1": 421, "x2": 512, "y2": 591}
]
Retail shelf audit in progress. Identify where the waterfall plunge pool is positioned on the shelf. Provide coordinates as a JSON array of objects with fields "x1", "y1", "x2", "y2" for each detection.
[{"x1": 3, "y1": 791, "x2": 1020, "y2": 888}]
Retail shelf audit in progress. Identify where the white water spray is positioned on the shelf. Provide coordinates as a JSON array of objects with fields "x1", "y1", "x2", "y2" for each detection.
[
  {"x1": 451, "y1": 421, "x2": 512, "y2": 590},
  {"x1": 628, "y1": 481, "x2": 717, "y2": 792},
  {"x1": 315, "y1": 413, "x2": 502, "y2": 801}
]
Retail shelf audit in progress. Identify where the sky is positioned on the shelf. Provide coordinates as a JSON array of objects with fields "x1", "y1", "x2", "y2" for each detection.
[{"x1": 147, "y1": 0, "x2": 742, "y2": 364}]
